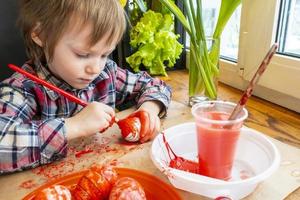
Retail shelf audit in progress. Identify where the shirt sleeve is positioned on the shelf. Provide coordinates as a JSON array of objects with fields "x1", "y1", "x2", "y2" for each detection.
[
  {"x1": 0, "y1": 83, "x2": 67, "y2": 174},
  {"x1": 115, "y1": 66, "x2": 172, "y2": 117}
]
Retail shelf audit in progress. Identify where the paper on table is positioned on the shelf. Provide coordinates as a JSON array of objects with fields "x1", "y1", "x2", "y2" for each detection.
[{"x1": 0, "y1": 101, "x2": 299, "y2": 200}]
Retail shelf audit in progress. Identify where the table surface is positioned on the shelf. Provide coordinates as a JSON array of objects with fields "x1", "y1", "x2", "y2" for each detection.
[
  {"x1": 164, "y1": 70, "x2": 300, "y2": 148},
  {"x1": 0, "y1": 69, "x2": 299, "y2": 200}
]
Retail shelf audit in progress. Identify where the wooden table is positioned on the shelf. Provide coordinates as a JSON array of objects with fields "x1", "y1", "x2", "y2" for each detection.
[
  {"x1": 0, "y1": 70, "x2": 299, "y2": 199},
  {"x1": 164, "y1": 70, "x2": 300, "y2": 148}
]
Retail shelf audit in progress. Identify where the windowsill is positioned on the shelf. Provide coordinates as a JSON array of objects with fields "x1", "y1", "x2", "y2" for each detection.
[{"x1": 219, "y1": 60, "x2": 300, "y2": 113}]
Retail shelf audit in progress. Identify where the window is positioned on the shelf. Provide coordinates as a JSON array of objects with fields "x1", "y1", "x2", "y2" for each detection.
[
  {"x1": 220, "y1": 0, "x2": 300, "y2": 112},
  {"x1": 220, "y1": 6, "x2": 241, "y2": 60},
  {"x1": 277, "y1": 0, "x2": 300, "y2": 57},
  {"x1": 185, "y1": 0, "x2": 300, "y2": 112},
  {"x1": 185, "y1": 0, "x2": 241, "y2": 61}
]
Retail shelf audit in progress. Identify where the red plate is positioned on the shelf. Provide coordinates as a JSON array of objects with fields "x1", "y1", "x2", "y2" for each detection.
[{"x1": 23, "y1": 168, "x2": 182, "y2": 200}]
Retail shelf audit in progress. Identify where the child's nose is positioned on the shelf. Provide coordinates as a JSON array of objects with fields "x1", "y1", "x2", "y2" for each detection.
[{"x1": 86, "y1": 59, "x2": 102, "y2": 75}]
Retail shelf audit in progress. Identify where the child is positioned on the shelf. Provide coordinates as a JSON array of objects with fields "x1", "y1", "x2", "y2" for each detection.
[{"x1": 0, "y1": 0, "x2": 171, "y2": 173}]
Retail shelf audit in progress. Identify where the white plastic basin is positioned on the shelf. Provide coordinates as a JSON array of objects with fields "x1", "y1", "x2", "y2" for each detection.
[{"x1": 150, "y1": 122, "x2": 280, "y2": 199}]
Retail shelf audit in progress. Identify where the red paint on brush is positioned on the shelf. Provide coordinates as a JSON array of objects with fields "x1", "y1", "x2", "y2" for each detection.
[{"x1": 162, "y1": 133, "x2": 199, "y2": 174}]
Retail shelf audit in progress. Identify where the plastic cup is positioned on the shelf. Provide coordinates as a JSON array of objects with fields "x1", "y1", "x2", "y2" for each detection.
[{"x1": 191, "y1": 101, "x2": 248, "y2": 180}]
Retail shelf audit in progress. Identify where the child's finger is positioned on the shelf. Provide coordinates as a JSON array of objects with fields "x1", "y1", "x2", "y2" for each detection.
[
  {"x1": 99, "y1": 122, "x2": 110, "y2": 133},
  {"x1": 126, "y1": 110, "x2": 152, "y2": 143},
  {"x1": 141, "y1": 117, "x2": 155, "y2": 142},
  {"x1": 99, "y1": 113, "x2": 113, "y2": 133},
  {"x1": 102, "y1": 104, "x2": 115, "y2": 119},
  {"x1": 138, "y1": 111, "x2": 151, "y2": 143},
  {"x1": 138, "y1": 111, "x2": 149, "y2": 139},
  {"x1": 142, "y1": 115, "x2": 160, "y2": 142}
]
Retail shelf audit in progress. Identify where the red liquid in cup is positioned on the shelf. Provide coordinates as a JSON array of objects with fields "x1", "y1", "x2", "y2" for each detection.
[{"x1": 196, "y1": 111, "x2": 241, "y2": 180}]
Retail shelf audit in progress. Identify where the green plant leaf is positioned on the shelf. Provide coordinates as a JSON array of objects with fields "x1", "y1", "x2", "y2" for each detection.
[
  {"x1": 159, "y1": 0, "x2": 241, "y2": 99},
  {"x1": 126, "y1": 10, "x2": 183, "y2": 76},
  {"x1": 213, "y1": 0, "x2": 242, "y2": 38},
  {"x1": 135, "y1": 0, "x2": 148, "y2": 13},
  {"x1": 158, "y1": 0, "x2": 191, "y2": 35}
]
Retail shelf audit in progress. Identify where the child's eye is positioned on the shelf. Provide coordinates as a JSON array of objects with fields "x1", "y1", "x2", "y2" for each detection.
[
  {"x1": 101, "y1": 54, "x2": 108, "y2": 59},
  {"x1": 76, "y1": 53, "x2": 90, "y2": 58}
]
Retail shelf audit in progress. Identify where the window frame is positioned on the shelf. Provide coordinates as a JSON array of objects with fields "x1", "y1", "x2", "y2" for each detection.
[{"x1": 218, "y1": 0, "x2": 300, "y2": 112}]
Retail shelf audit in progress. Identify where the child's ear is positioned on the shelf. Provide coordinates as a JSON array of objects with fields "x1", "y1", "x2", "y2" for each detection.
[{"x1": 31, "y1": 23, "x2": 43, "y2": 47}]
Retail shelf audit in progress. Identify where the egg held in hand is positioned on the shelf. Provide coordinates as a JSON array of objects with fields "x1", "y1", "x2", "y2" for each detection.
[{"x1": 117, "y1": 117, "x2": 141, "y2": 142}]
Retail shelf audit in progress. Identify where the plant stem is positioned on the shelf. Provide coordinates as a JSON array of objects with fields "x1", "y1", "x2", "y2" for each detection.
[{"x1": 158, "y1": 0, "x2": 241, "y2": 100}]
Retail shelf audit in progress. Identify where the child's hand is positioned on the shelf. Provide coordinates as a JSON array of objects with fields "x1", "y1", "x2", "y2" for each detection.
[
  {"x1": 125, "y1": 101, "x2": 162, "y2": 143},
  {"x1": 127, "y1": 109, "x2": 160, "y2": 143},
  {"x1": 65, "y1": 102, "x2": 115, "y2": 140}
]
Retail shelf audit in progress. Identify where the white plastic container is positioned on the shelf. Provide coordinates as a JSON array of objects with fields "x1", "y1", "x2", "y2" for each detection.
[{"x1": 150, "y1": 122, "x2": 280, "y2": 199}]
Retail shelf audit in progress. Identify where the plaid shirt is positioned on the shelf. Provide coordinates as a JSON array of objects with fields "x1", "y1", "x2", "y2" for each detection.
[{"x1": 0, "y1": 59, "x2": 171, "y2": 173}]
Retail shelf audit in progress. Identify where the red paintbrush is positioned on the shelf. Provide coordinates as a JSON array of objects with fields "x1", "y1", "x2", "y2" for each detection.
[
  {"x1": 228, "y1": 43, "x2": 278, "y2": 120},
  {"x1": 8, "y1": 63, "x2": 88, "y2": 107},
  {"x1": 8, "y1": 63, "x2": 118, "y2": 127}
]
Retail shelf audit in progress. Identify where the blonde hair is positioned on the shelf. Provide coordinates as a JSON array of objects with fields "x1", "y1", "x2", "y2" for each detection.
[{"x1": 18, "y1": 0, "x2": 126, "y2": 64}]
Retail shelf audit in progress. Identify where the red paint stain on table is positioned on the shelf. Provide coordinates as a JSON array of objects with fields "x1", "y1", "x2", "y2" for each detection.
[
  {"x1": 118, "y1": 140, "x2": 139, "y2": 146},
  {"x1": 32, "y1": 159, "x2": 76, "y2": 179},
  {"x1": 75, "y1": 149, "x2": 93, "y2": 158},
  {"x1": 31, "y1": 134, "x2": 142, "y2": 180},
  {"x1": 19, "y1": 180, "x2": 37, "y2": 189}
]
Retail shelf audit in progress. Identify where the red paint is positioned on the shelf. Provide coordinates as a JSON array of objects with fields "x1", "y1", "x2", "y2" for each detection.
[
  {"x1": 75, "y1": 149, "x2": 93, "y2": 158},
  {"x1": 163, "y1": 111, "x2": 241, "y2": 180},
  {"x1": 196, "y1": 111, "x2": 240, "y2": 180},
  {"x1": 31, "y1": 130, "x2": 142, "y2": 180},
  {"x1": 162, "y1": 133, "x2": 199, "y2": 174},
  {"x1": 117, "y1": 116, "x2": 141, "y2": 141},
  {"x1": 239, "y1": 170, "x2": 252, "y2": 180},
  {"x1": 32, "y1": 160, "x2": 75, "y2": 179},
  {"x1": 118, "y1": 139, "x2": 139, "y2": 146},
  {"x1": 169, "y1": 158, "x2": 199, "y2": 174},
  {"x1": 109, "y1": 159, "x2": 121, "y2": 166},
  {"x1": 19, "y1": 180, "x2": 37, "y2": 189},
  {"x1": 215, "y1": 197, "x2": 232, "y2": 200},
  {"x1": 117, "y1": 110, "x2": 152, "y2": 142},
  {"x1": 239, "y1": 89, "x2": 251, "y2": 106},
  {"x1": 100, "y1": 117, "x2": 116, "y2": 133}
]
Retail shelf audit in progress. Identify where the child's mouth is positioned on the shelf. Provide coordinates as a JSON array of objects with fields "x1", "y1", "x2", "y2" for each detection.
[{"x1": 79, "y1": 78, "x2": 92, "y2": 83}]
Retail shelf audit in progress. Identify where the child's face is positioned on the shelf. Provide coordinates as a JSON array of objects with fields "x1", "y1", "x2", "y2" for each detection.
[{"x1": 47, "y1": 22, "x2": 116, "y2": 89}]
